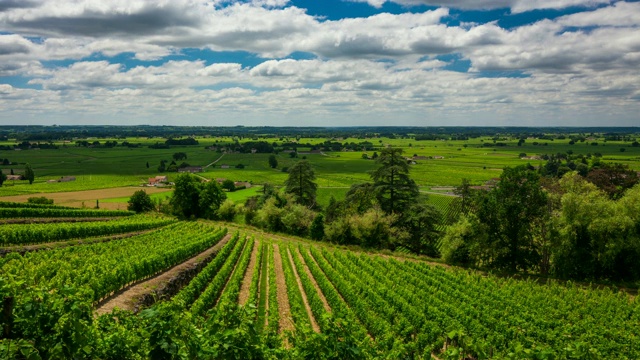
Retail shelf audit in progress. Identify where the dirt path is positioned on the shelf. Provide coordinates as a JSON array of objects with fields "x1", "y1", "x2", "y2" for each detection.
[
  {"x1": 238, "y1": 240, "x2": 259, "y2": 306},
  {"x1": 95, "y1": 233, "x2": 232, "y2": 315},
  {"x1": 287, "y1": 248, "x2": 320, "y2": 333},
  {"x1": 296, "y1": 247, "x2": 331, "y2": 313},
  {"x1": 0, "y1": 186, "x2": 171, "y2": 210},
  {"x1": 273, "y1": 243, "x2": 294, "y2": 333},
  {"x1": 204, "y1": 153, "x2": 225, "y2": 168}
]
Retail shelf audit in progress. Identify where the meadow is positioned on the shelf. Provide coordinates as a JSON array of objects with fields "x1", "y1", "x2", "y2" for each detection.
[{"x1": 1, "y1": 134, "x2": 639, "y2": 205}]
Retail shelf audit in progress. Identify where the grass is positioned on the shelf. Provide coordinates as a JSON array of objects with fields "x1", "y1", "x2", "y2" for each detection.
[
  {"x1": 225, "y1": 187, "x2": 263, "y2": 203},
  {"x1": 2, "y1": 135, "x2": 639, "y2": 198},
  {"x1": 101, "y1": 190, "x2": 173, "y2": 203}
]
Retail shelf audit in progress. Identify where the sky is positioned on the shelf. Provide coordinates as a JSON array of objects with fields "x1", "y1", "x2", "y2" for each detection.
[{"x1": 0, "y1": 0, "x2": 639, "y2": 127}]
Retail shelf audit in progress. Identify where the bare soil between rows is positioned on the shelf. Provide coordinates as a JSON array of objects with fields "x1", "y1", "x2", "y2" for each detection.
[
  {"x1": 273, "y1": 243, "x2": 294, "y2": 333},
  {"x1": 287, "y1": 248, "x2": 320, "y2": 332},
  {"x1": 296, "y1": 247, "x2": 331, "y2": 313},
  {"x1": 238, "y1": 241, "x2": 259, "y2": 306},
  {"x1": 95, "y1": 233, "x2": 232, "y2": 315}
]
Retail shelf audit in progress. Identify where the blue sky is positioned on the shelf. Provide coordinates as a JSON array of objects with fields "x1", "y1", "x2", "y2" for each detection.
[{"x1": 0, "y1": 0, "x2": 639, "y2": 126}]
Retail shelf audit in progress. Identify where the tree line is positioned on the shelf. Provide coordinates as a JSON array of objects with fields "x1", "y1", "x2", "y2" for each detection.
[{"x1": 129, "y1": 146, "x2": 640, "y2": 283}]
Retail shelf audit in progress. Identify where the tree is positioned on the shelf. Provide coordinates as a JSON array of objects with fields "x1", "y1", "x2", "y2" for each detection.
[
  {"x1": 399, "y1": 204, "x2": 442, "y2": 256},
  {"x1": 173, "y1": 152, "x2": 187, "y2": 161},
  {"x1": 284, "y1": 160, "x2": 317, "y2": 207},
  {"x1": 453, "y1": 178, "x2": 473, "y2": 216},
  {"x1": 222, "y1": 179, "x2": 236, "y2": 192},
  {"x1": 216, "y1": 199, "x2": 237, "y2": 221},
  {"x1": 158, "y1": 160, "x2": 167, "y2": 172},
  {"x1": 310, "y1": 214, "x2": 325, "y2": 240},
  {"x1": 24, "y1": 163, "x2": 35, "y2": 184},
  {"x1": 171, "y1": 173, "x2": 202, "y2": 219},
  {"x1": 344, "y1": 183, "x2": 377, "y2": 214},
  {"x1": 370, "y1": 147, "x2": 419, "y2": 215},
  {"x1": 585, "y1": 163, "x2": 639, "y2": 199},
  {"x1": 199, "y1": 181, "x2": 227, "y2": 219},
  {"x1": 268, "y1": 154, "x2": 278, "y2": 169},
  {"x1": 0, "y1": 171, "x2": 5, "y2": 187},
  {"x1": 146, "y1": 162, "x2": 150, "y2": 168},
  {"x1": 477, "y1": 166, "x2": 548, "y2": 272},
  {"x1": 128, "y1": 190, "x2": 155, "y2": 213}
]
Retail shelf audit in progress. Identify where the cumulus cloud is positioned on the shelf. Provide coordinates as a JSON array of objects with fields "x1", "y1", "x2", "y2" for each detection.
[
  {"x1": 465, "y1": 20, "x2": 640, "y2": 73},
  {"x1": 557, "y1": 1, "x2": 640, "y2": 27},
  {"x1": 348, "y1": 0, "x2": 611, "y2": 13},
  {"x1": 0, "y1": 0, "x2": 639, "y2": 126}
]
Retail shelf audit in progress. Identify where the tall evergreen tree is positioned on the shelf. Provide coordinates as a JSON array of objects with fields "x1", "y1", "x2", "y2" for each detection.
[
  {"x1": 284, "y1": 160, "x2": 317, "y2": 207},
  {"x1": 24, "y1": 163, "x2": 35, "y2": 184},
  {"x1": 370, "y1": 147, "x2": 418, "y2": 215},
  {"x1": 0, "y1": 171, "x2": 6, "y2": 187}
]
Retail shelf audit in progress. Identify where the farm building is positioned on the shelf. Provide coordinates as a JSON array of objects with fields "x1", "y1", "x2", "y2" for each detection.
[
  {"x1": 6, "y1": 175, "x2": 22, "y2": 181},
  {"x1": 234, "y1": 181, "x2": 252, "y2": 189},
  {"x1": 178, "y1": 166, "x2": 203, "y2": 173},
  {"x1": 47, "y1": 176, "x2": 76, "y2": 183},
  {"x1": 220, "y1": 164, "x2": 230, "y2": 169},
  {"x1": 59, "y1": 176, "x2": 76, "y2": 182},
  {"x1": 148, "y1": 176, "x2": 168, "y2": 186}
]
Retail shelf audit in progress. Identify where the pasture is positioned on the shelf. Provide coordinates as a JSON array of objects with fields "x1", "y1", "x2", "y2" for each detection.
[{"x1": 2, "y1": 134, "x2": 639, "y2": 204}]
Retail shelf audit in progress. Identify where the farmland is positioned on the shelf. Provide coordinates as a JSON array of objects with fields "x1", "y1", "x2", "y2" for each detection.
[
  {"x1": 2, "y1": 127, "x2": 640, "y2": 358},
  {"x1": 1, "y1": 212, "x2": 639, "y2": 359},
  {"x1": 2, "y1": 132, "x2": 640, "y2": 203}
]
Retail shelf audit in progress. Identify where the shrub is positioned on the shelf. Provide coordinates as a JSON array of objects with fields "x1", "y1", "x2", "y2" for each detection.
[
  {"x1": 216, "y1": 199, "x2": 237, "y2": 221},
  {"x1": 27, "y1": 196, "x2": 54, "y2": 205},
  {"x1": 128, "y1": 190, "x2": 155, "y2": 213}
]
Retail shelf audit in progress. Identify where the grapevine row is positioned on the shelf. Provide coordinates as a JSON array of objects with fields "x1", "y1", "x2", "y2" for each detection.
[
  {"x1": 0, "y1": 207, "x2": 133, "y2": 219},
  {"x1": 170, "y1": 232, "x2": 241, "y2": 308},
  {"x1": 190, "y1": 236, "x2": 249, "y2": 316},
  {"x1": 0, "y1": 215, "x2": 175, "y2": 246}
]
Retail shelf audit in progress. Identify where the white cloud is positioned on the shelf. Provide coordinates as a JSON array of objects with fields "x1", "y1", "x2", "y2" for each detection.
[
  {"x1": 465, "y1": 20, "x2": 640, "y2": 72},
  {"x1": 557, "y1": 1, "x2": 640, "y2": 27},
  {"x1": 0, "y1": 0, "x2": 639, "y2": 126},
  {"x1": 348, "y1": 0, "x2": 611, "y2": 13}
]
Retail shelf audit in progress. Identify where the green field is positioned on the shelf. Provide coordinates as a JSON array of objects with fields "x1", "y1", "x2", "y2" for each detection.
[{"x1": 3, "y1": 135, "x2": 639, "y2": 202}]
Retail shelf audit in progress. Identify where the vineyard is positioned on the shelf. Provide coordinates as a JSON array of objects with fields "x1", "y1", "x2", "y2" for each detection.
[{"x1": 1, "y1": 213, "x2": 639, "y2": 359}]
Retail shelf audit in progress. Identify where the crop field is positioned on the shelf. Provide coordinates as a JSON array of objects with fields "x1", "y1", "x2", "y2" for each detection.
[
  {"x1": 2, "y1": 135, "x2": 639, "y2": 201},
  {"x1": 2, "y1": 211, "x2": 639, "y2": 359}
]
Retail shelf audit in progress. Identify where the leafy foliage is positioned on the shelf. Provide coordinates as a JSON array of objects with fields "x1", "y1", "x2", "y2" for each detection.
[{"x1": 127, "y1": 190, "x2": 155, "y2": 213}]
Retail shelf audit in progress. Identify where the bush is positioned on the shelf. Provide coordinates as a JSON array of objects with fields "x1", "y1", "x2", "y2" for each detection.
[
  {"x1": 222, "y1": 179, "x2": 236, "y2": 192},
  {"x1": 280, "y1": 203, "x2": 315, "y2": 237},
  {"x1": 128, "y1": 190, "x2": 155, "y2": 213},
  {"x1": 27, "y1": 196, "x2": 54, "y2": 205},
  {"x1": 216, "y1": 199, "x2": 237, "y2": 221},
  {"x1": 440, "y1": 216, "x2": 479, "y2": 266}
]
